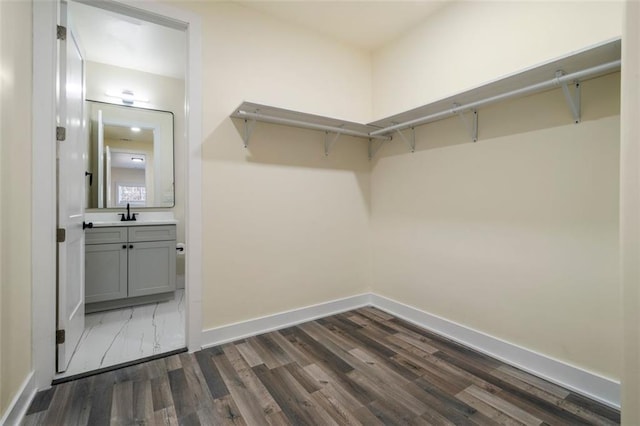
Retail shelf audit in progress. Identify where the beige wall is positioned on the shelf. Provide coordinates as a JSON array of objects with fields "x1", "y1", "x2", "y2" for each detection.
[
  {"x1": 178, "y1": 2, "x2": 373, "y2": 329},
  {"x1": 172, "y1": 0, "x2": 625, "y2": 382},
  {"x1": 370, "y1": 1, "x2": 622, "y2": 381},
  {"x1": 0, "y1": 0, "x2": 3, "y2": 407},
  {"x1": 195, "y1": 1, "x2": 373, "y2": 124},
  {"x1": 0, "y1": 0, "x2": 33, "y2": 416},
  {"x1": 372, "y1": 1, "x2": 623, "y2": 119},
  {"x1": 371, "y1": 74, "x2": 620, "y2": 380},
  {"x1": 85, "y1": 61, "x2": 186, "y2": 275},
  {"x1": 1, "y1": 0, "x2": 626, "y2": 419},
  {"x1": 621, "y1": 1, "x2": 640, "y2": 422},
  {"x1": 103, "y1": 139, "x2": 155, "y2": 206}
]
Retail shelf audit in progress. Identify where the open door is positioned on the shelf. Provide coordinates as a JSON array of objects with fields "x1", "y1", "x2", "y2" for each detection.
[{"x1": 56, "y1": 1, "x2": 86, "y2": 373}]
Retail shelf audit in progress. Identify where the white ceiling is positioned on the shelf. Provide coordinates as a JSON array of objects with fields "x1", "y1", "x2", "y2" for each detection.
[
  {"x1": 68, "y1": 1, "x2": 186, "y2": 79},
  {"x1": 236, "y1": 1, "x2": 449, "y2": 51},
  {"x1": 104, "y1": 124, "x2": 153, "y2": 144},
  {"x1": 68, "y1": 1, "x2": 447, "y2": 80},
  {"x1": 105, "y1": 123, "x2": 152, "y2": 170}
]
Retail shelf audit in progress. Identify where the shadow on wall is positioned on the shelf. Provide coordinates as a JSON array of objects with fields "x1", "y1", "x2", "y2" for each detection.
[
  {"x1": 230, "y1": 119, "x2": 370, "y2": 172},
  {"x1": 202, "y1": 116, "x2": 372, "y2": 212},
  {"x1": 370, "y1": 72, "x2": 620, "y2": 165}
]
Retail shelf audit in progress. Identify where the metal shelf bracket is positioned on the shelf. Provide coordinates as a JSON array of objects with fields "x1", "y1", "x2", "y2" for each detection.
[
  {"x1": 324, "y1": 131, "x2": 342, "y2": 156},
  {"x1": 454, "y1": 105, "x2": 478, "y2": 142},
  {"x1": 368, "y1": 138, "x2": 385, "y2": 160},
  {"x1": 556, "y1": 70, "x2": 581, "y2": 123},
  {"x1": 243, "y1": 118, "x2": 257, "y2": 148},
  {"x1": 395, "y1": 127, "x2": 416, "y2": 153}
]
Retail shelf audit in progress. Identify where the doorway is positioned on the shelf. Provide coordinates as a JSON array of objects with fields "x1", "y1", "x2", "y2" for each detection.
[
  {"x1": 32, "y1": 0, "x2": 202, "y2": 389},
  {"x1": 55, "y1": 0, "x2": 187, "y2": 379}
]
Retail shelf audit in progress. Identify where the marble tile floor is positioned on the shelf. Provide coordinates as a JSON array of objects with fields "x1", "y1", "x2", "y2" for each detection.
[{"x1": 55, "y1": 290, "x2": 186, "y2": 379}]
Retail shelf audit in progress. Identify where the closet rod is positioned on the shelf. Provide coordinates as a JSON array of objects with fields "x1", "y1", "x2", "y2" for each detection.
[
  {"x1": 369, "y1": 59, "x2": 621, "y2": 137},
  {"x1": 235, "y1": 110, "x2": 391, "y2": 141}
]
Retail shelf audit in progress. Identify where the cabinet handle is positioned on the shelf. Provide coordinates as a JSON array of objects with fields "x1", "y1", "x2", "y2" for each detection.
[
  {"x1": 122, "y1": 245, "x2": 127, "y2": 249},
  {"x1": 129, "y1": 244, "x2": 133, "y2": 249}
]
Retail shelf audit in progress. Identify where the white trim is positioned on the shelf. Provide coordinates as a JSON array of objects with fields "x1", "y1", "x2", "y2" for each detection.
[
  {"x1": 199, "y1": 291, "x2": 619, "y2": 409},
  {"x1": 32, "y1": 0, "x2": 58, "y2": 392},
  {"x1": 201, "y1": 294, "x2": 372, "y2": 347},
  {"x1": 183, "y1": 4, "x2": 203, "y2": 353},
  {"x1": 0, "y1": 372, "x2": 36, "y2": 426},
  {"x1": 74, "y1": 0, "x2": 187, "y2": 31},
  {"x1": 370, "y1": 293, "x2": 621, "y2": 409},
  {"x1": 30, "y1": 0, "x2": 203, "y2": 394}
]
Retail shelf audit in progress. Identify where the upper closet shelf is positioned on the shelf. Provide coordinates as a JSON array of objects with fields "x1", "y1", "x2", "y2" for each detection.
[
  {"x1": 231, "y1": 102, "x2": 390, "y2": 156},
  {"x1": 231, "y1": 38, "x2": 621, "y2": 159},
  {"x1": 368, "y1": 38, "x2": 620, "y2": 133}
]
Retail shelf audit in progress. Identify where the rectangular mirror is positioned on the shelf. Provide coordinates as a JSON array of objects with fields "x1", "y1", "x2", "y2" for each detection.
[{"x1": 86, "y1": 101, "x2": 174, "y2": 209}]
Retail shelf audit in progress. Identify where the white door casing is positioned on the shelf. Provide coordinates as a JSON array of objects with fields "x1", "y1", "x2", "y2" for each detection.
[
  {"x1": 32, "y1": 0, "x2": 202, "y2": 388},
  {"x1": 56, "y1": 2, "x2": 86, "y2": 373}
]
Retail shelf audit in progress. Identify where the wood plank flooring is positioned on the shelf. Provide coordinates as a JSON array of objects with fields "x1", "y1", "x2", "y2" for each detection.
[{"x1": 23, "y1": 307, "x2": 620, "y2": 425}]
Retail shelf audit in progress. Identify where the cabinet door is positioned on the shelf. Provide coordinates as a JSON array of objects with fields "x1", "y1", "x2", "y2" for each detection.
[
  {"x1": 85, "y1": 243, "x2": 128, "y2": 303},
  {"x1": 128, "y1": 240, "x2": 176, "y2": 297}
]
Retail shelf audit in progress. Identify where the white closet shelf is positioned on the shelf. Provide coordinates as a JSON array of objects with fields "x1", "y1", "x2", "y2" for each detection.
[
  {"x1": 231, "y1": 38, "x2": 621, "y2": 158},
  {"x1": 231, "y1": 102, "x2": 390, "y2": 155},
  {"x1": 368, "y1": 38, "x2": 620, "y2": 133}
]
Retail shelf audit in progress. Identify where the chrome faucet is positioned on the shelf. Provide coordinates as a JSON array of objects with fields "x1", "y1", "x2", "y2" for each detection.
[{"x1": 119, "y1": 203, "x2": 138, "y2": 221}]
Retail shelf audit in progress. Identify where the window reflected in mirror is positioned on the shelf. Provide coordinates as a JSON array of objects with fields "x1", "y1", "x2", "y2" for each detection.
[{"x1": 86, "y1": 101, "x2": 174, "y2": 209}]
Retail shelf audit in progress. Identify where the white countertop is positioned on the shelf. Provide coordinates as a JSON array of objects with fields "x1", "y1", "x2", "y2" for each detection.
[
  {"x1": 85, "y1": 212, "x2": 177, "y2": 227},
  {"x1": 91, "y1": 219, "x2": 178, "y2": 228}
]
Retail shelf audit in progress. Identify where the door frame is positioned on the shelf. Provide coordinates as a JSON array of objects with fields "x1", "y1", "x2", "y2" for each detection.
[{"x1": 32, "y1": 0, "x2": 202, "y2": 389}]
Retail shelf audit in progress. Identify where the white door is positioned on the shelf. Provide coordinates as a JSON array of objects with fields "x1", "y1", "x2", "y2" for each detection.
[{"x1": 57, "y1": 3, "x2": 86, "y2": 373}]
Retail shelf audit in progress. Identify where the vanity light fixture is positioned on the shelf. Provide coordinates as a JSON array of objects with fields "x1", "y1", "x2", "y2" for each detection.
[
  {"x1": 130, "y1": 127, "x2": 141, "y2": 132},
  {"x1": 131, "y1": 157, "x2": 144, "y2": 162},
  {"x1": 105, "y1": 89, "x2": 150, "y2": 105}
]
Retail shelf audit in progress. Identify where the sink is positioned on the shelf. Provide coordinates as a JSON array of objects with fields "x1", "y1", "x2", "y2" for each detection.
[{"x1": 84, "y1": 212, "x2": 177, "y2": 227}]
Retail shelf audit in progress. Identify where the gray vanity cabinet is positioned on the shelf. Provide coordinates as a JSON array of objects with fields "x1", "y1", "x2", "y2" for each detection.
[
  {"x1": 85, "y1": 225, "x2": 176, "y2": 312},
  {"x1": 85, "y1": 243, "x2": 128, "y2": 303},
  {"x1": 128, "y1": 226, "x2": 176, "y2": 297}
]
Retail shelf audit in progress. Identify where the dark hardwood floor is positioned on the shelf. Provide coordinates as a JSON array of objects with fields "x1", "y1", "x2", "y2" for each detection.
[{"x1": 23, "y1": 307, "x2": 620, "y2": 425}]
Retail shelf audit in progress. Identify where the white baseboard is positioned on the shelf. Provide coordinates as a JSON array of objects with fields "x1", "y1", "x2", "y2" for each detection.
[
  {"x1": 199, "y1": 292, "x2": 619, "y2": 409},
  {"x1": 1, "y1": 371, "x2": 36, "y2": 426},
  {"x1": 370, "y1": 293, "x2": 620, "y2": 409},
  {"x1": 201, "y1": 293, "x2": 371, "y2": 348}
]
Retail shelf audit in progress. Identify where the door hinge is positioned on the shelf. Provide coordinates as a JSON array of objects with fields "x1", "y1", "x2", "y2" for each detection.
[
  {"x1": 57, "y1": 25, "x2": 67, "y2": 41},
  {"x1": 56, "y1": 329, "x2": 65, "y2": 344},
  {"x1": 56, "y1": 126, "x2": 66, "y2": 141},
  {"x1": 57, "y1": 228, "x2": 66, "y2": 243}
]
